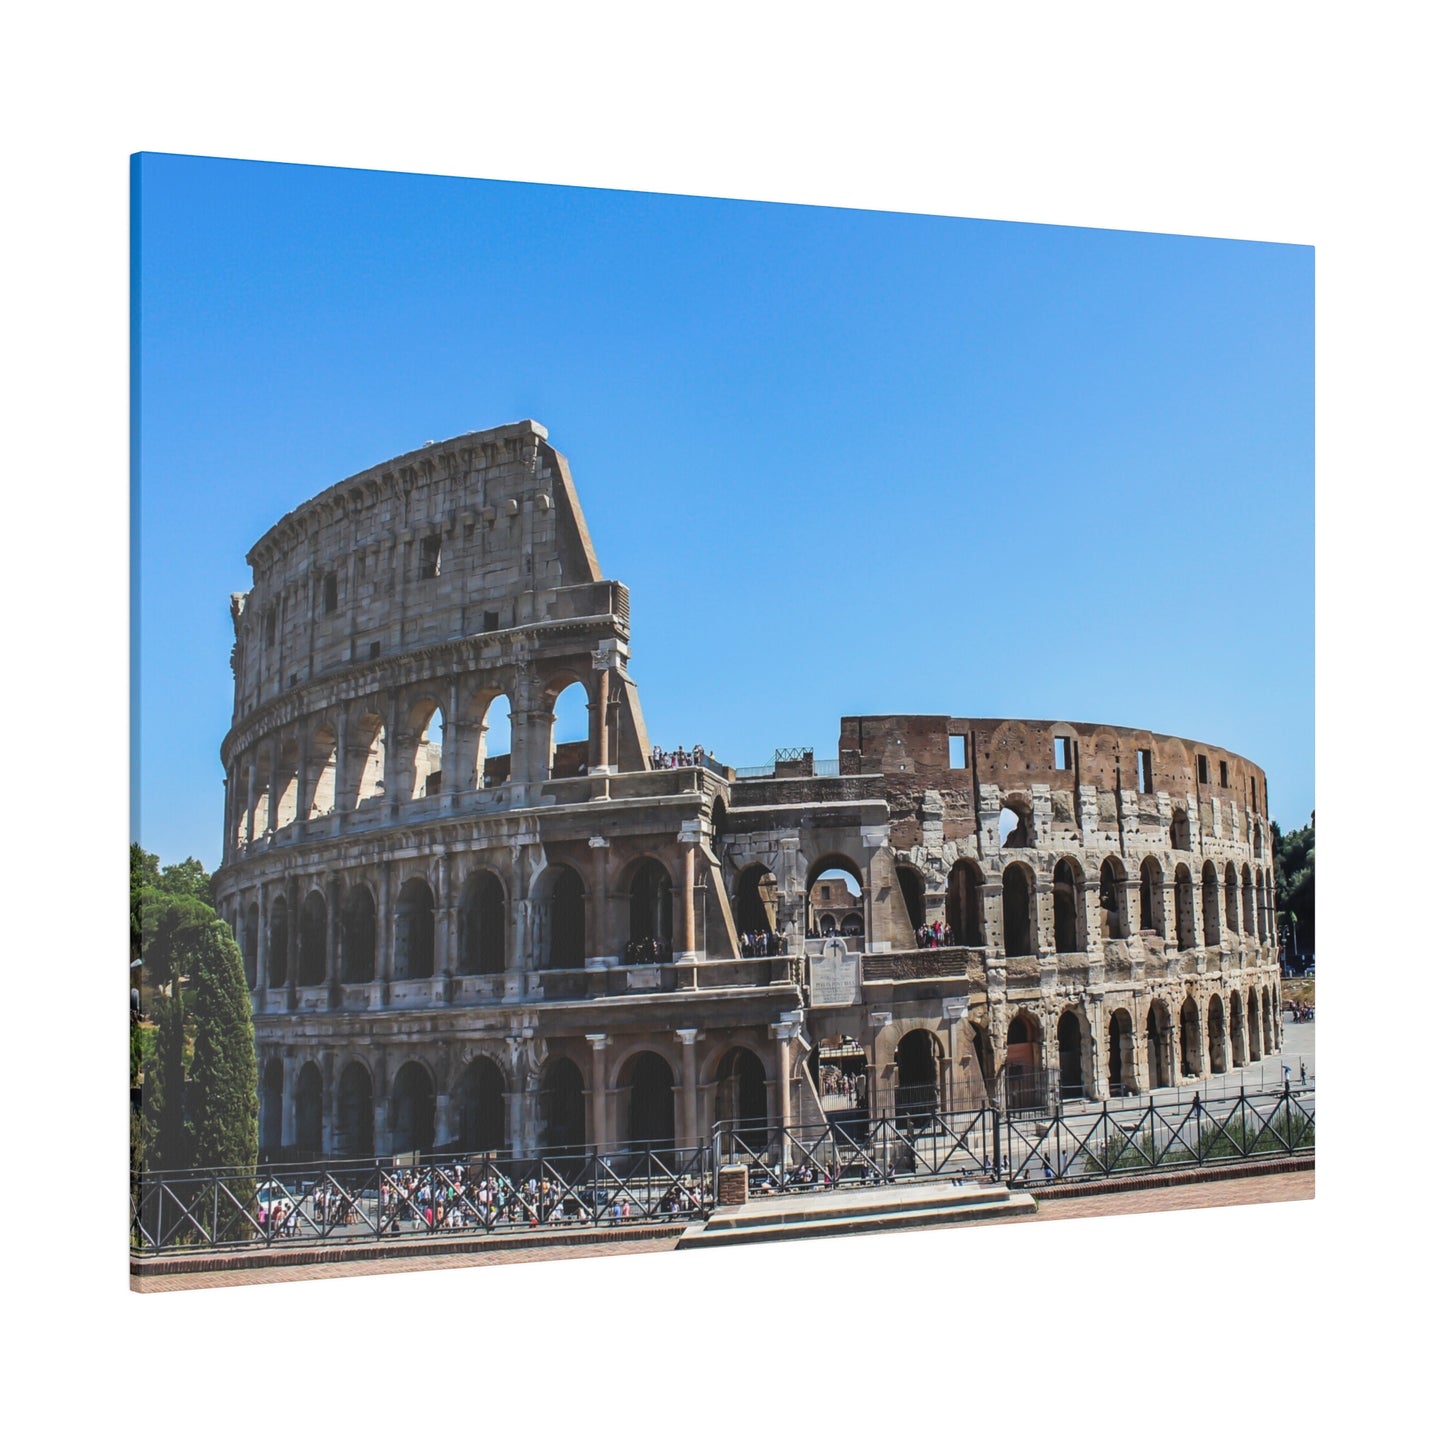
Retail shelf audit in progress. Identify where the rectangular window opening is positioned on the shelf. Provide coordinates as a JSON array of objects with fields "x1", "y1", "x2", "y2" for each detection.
[
  {"x1": 1137, "y1": 748, "x2": 1153, "y2": 794},
  {"x1": 368, "y1": 641, "x2": 382, "y2": 660},
  {"x1": 418, "y1": 535, "x2": 442, "y2": 579},
  {"x1": 322, "y1": 572, "x2": 338, "y2": 614},
  {"x1": 1054, "y1": 736, "x2": 1070, "y2": 770},
  {"x1": 948, "y1": 735, "x2": 968, "y2": 769},
  {"x1": 1220, "y1": 760, "x2": 1230, "y2": 788},
  {"x1": 483, "y1": 609, "x2": 500, "y2": 632},
  {"x1": 1197, "y1": 754, "x2": 1210, "y2": 785}
]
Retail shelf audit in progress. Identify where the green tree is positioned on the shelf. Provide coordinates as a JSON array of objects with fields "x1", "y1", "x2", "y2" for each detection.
[
  {"x1": 160, "y1": 855, "x2": 213, "y2": 906},
  {"x1": 1272, "y1": 818, "x2": 1315, "y2": 958},
  {"x1": 187, "y1": 921, "x2": 259, "y2": 1175},
  {"x1": 130, "y1": 843, "x2": 161, "y2": 959},
  {"x1": 143, "y1": 991, "x2": 191, "y2": 1174}
]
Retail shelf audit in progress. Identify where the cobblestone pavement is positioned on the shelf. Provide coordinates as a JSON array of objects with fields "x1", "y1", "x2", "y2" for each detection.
[{"x1": 132, "y1": 1166, "x2": 1312, "y2": 1292}]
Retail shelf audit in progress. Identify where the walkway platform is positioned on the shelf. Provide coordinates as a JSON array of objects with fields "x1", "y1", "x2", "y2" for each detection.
[{"x1": 676, "y1": 1178, "x2": 1036, "y2": 1249}]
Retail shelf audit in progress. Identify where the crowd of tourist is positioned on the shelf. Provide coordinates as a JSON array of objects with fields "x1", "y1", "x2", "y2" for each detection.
[
  {"x1": 739, "y1": 928, "x2": 789, "y2": 957},
  {"x1": 623, "y1": 936, "x2": 674, "y2": 964},
  {"x1": 914, "y1": 921, "x2": 956, "y2": 949},
  {"x1": 651, "y1": 744, "x2": 710, "y2": 770},
  {"x1": 819, "y1": 1064, "x2": 866, "y2": 1107},
  {"x1": 805, "y1": 923, "x2": 863, "y2": 940}
]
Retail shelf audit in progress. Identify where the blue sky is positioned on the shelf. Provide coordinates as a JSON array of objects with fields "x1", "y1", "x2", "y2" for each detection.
[{"x1": 134, "y1": 153, "x2": 1313, "y2": 870}]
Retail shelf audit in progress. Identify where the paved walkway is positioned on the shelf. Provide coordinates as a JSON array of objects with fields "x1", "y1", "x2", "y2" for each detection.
[{"x1": 133, "y1": 1165, "x2": 1312, "y2": 1292}]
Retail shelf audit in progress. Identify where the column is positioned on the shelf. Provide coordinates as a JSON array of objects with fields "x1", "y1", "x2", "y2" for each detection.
[
  {"x1": 384, "y1": 689, "x2": 402, "y2": 818},
  {"x1": 376, "y1": 864, "x2": 393, "y2": 1002},
  {"x1": 280, "y1": 1057, "x2": 298, "y2": 1149},
  {"x1": 325, "y1": 873, "x2": 342, "y2": 1004},
  {"x1": 334, "y1": 707, "x2": 351, "y2": 830},
  {"x1": 255, "y1": 882, "x2": 269, "y2": 994},
  {"x1": 320, "y1": 1055, "x2": 336, "y2": 1156},
  {"x1": 771, "y1": 1021, "x2": 796, "y2": 1142},
  {"x1": 586, "y1": 835, "x2": 611, "y2": 965},
  {"x1": 245, "y1": 759, "x2": 257, "y2": 846},
  {"x1": 586, "y1": 1034, "x2": 609, "y2": 1151},
  {"x1": 435, "y1": 854, "x2": 455, "y2": 993},
  {"x1": 676, "y1": 1029, "x2": 699, "y2": 1150},
  {"x1": 860, "y1": 825, "x2": 890, "y2": 950},
  {"x1": 590, "y1": 667, "x2": 612, "y2": 773}
]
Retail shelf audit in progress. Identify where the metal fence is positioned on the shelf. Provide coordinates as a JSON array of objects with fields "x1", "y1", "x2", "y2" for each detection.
[{"x1": 131, "y1": 1142, "x2": 712, "y2": 1255}]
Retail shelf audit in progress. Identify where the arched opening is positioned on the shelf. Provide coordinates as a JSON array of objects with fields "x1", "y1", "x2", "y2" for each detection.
[
  {"x1": 336, "y1": 1062, "x2": 374, "y2": 1158},
  {"x1": 628, "y1": 858, "x2": 674, "y2": 960},
  {"x1": 539, "y1": 1056, "x2": 586, "y2": 1155},
  {"x1": 1229, "y1": 990, "x2": 1246, "y2": 1069},
  {"x1": 1247, "y1": 986, "x2": 1262, "y2": 1061},
  {"x1": 458, "y1": 871, "x2": 506, "y2": 975},
  {"x1": 805, "y1": 856, "x2": 865, "y2": 940},
  {"x1": 298, "y1": 889, "x2": 327, "y2": 986},
  {"x1": 841, "y1": 911, "x2": 864, "y2": 935},
  {"x1": 715, "y1": 1046, "x2": 769, "y2": 1151},
  {"x1": 547, "y1": 679, "x2": 590, "y2": 780},
  {"x1": 1201, "y1": 862, "x2": 1221, "y2": 946},
  {"x1": 819, "y1": 913, "x2": 837, "y2": 933},
  {"x1": 895, "y1": 1029, "x2": 943, "y2": 1122},
  {"x1": 1146, "y1": 999, "x2": 1172, "y2": 1089},
  {"x1": 394, "y1": 877, "x2": 435, "y2": 980},
  {"x1": 1004, "y1": 1012, "x2": 1045, "y2": 1110},
  {"x1": 543, "y1": 866, "x2": 586, "y2": 969},
  {"x1": 1002, "y1": 862, "x2": 1035, "y2": 958},
  {"x1": 307, "y1": 723, "x2": 337, "y2": 819},
  {"x1": 946, "y1": 858, "x2": 985, "y2": 948},
  {"x1": 390, "y1": 1061, "x2": 436, "y2": 1157},
  {"x1": 341, "y1": 885, "x2": 376, "y2": 983},
  {"x1": 734, "y1": 863, "x2": 779, "y2": 934},
  {"x1": 1170, "y1": 808, "x2": 1190, "y2": 850},
  {"x1": 1057, "y1": 1010, "x2": 1085, "y2": 1100},
  {"x1": 456, "y1": 1056, "x2": 508, "y2": 1154},
  {"x1": 1052, "y1": 858, "x2": 1083, "y2": 954},
  {"x1": 261, "y1": 1058, "x2": 283, "y2": 1157},
  {"x1": 1179, "y1": 996, "x2": 1203, "y2": 1077},
  {"x1": 295, "y1": 1062, "x2": 323, "y2": 1158},
  {"x1": 621, "y1": 1051, "x2": 675, "y2": 1152},
  {"x1": 461, "y1": 687, "x2": 514, "y2": 790},
  {"x1": 401, "y1": 699, "x2": 445, "y2": 801},
  {"x1": 1099, "y1": 856, "x2": 1128, "y2": 940},
  {"x1": 242, "y1": 901, "x2": 259, "y2": 989},
  {"x1": 999, "y1": 801, "x2": 1032, "y2": 849},
  {"x1": 896, "y1": 864, "x2": 926, "y2": 933},
  {"x1": 1174, "y1": 865, "x2": 1197, "y2": 950},
  {"x1": 1207, "y1": 994, "x2": 1228, "y2": 1073},
  {"x1": 1108, "y1": 1009, "x2": 1137, "y2": 1097},
  {"x1": 1224, "y1": 862, "x2": 1240, "y2": 935},
  {"x1": 351, "y1": 710, "x2": 387, "y2": 809},
  {"x1": 267, "y1": 897, "x2": 289, "y2": 989},
  {"x1": 1139, "y1": 856, "x2": 1163, "y2": 933}
]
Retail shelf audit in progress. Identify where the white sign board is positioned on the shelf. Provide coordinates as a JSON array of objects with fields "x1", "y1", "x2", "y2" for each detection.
[{"x1": 810, "y1": 942, "x2": 861, "y2": 1007}]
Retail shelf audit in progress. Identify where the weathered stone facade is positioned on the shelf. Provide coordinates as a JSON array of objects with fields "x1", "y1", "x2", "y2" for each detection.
[{"x1": 214, "y1": 421, "x2": 1284, "y2": 1163}]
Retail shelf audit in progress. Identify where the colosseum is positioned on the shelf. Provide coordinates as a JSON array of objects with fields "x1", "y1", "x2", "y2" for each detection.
[{"x1": 213, "y1": 419, "x2": 1285, "y2": 1164}]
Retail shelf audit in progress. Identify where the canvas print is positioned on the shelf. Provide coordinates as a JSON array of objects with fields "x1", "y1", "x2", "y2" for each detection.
[{"x1": 129, "y1": 155, "x2": 1314, "y2": 1289}]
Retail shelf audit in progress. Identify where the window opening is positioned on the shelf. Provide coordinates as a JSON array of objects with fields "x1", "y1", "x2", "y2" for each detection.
[
  {"x1": 1196, "y1": 754, "x2": 1210, "y2": 785},
  {"x1": 418, "y1": 535, "x2": 442, "y2": 579},
  {"x1": 1219, "y1": 760, "x2": 1229, "y2": 787},
  {"x1": 1137, "y1": 748, "x2": 1153, "y2": 794},
  {"x1": 948, "y1": 735, "x2": 968, "y2": 769},
  {"x1": 1054, "y1": 736, "x2": 1070, "y2": 770},
  {"x1": 322, "y1": 572, "x2": 338, "y2": 614}
]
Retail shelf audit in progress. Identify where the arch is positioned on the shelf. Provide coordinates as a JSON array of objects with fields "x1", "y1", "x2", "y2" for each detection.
[
  {"x1": 350, "y1": 709, "x2": 387, "y2": 809},
  {"x1": 946, "y1": 858, "x2": 985, "y2": 947},
  {"x1": 895, "y1": 1028, "x2": 943, "y2": 1121},
  {"x1": 390, "y1": 1060, "x2": 436, "y2": 1157},
  {"x1": 1108, "y1": 1008, "x2": 1138, "y2": 1097},
  {"x1": 397, "y1": 695, "x2": 446, "y2": 801},
  {"x1": 714, "y1": 1046, "x2": 769, "y2": 1150},
  {"x1": 819, "y1": 913, "x2": 837, "y2": 933},
  {"x1": 1229, "y1": 989, "x2": 1246, "y2": 1069},
  {"x1": 539, "y1": 864, "x2": 586, "y2": 969},
  {"x1": 1201, "y1": 861, "x2": 1221, "y2": 946},
  {"x1": 1004, "y1": 1010, "x2": 1044, "y2": 1110},
  {"x1": 734, "y1": 862, "x2": 779, "y2": 934},
  {"x1": 1170, "y1": 807, "x2": 1190, "y2": 851},
  {"x1": 341, "y1": 885, "x2": 376, "y2": 983},
  {"x1": 547, "y1": 678, "x2": 590, "y2": 780},
  {"x1": 805, "y1": 854, "x2": 865, "y2": 937},
  {"x1": 999, "y1": 798, "x2": 1033, "y2": 849},
  {"x1": 267, "y1": 896, "x2": 289, "y2": 989},
  {"x1": 841, "y1": 911, "x2": 864, "y2": 935},
  {"x1": 1179, "y1": 995, "x2": 1203, "y2": 1077},
  {"x1": 455, "y1": 1055, "x2": 508, "y2": 1154},
  {"x1": 1057, "y1": 1008, "x2": 1085, "y2": 1100},
  {"x1": 896, "y1": 863, "x2": 927, "y2": 932},
  {"x1": 1247, "y1": 986, "x2": 1262, "y2": 1061},
  {"x1": 295, "y1": 1061, "x2": 324, "y2": 1158},
  {"x1": 394, "y1": 876, "x2": 435, "y2": 980},
  {"x1": 306, "y1": 721, "x2": 338, "y2": 819},
  {"x1": 621, "y1": 1051, "x2": 675, "y2": 1152},
  {"x1": 242, "y1": 901, "x2": 259, "y2": 989},
  {"x1": 460, "y1": 686, "x2": 514, "y2": 790},
  {"x1": 1174, "y1": 864, "x2": 1197, "y2": 950},
  {"x1": 627, "y1": 856, "x2": 674, "y2": 956},
  {"x1": 539, "y1": 1056, "x2": 586, "y2": 1154},
  {"x1": 1002, "y1": 861, "x2": 1036, "y2": 958},
  {"x1": 1052, "y1": 858, "x2": 1084, "y2": 954},
  {"x1": 298, "y1": 888, "x2": 327, "y2": 986},
  {"x1": 1224, "y1": 861, "x2": 1240, "y2": 935},
  {"x1": 1207, "y1": 994, "x2": 1228, "y2": 1074},
  {"x1": 1241, "y1": 865, "x2": 1256, "y2": 937},
  {"x1": 336, "y1": 1061, "x2": 374, "y2": 1158},
  {"x1": 1146, "y1": 999, "x2": 1173, "y2": 1089},
  {"x1": 458, "y1": 869, "x2": 506, "y2": 975},
  {"x1": 1099, "y1": 856, "x2": 1128, "y2": 940},
  {"x1": 1139, "y1": 855, "x2": 1164, "y2": 933},
  {"x1": 260, "y1": 1058, "x2": 284, "y2": 1157}
]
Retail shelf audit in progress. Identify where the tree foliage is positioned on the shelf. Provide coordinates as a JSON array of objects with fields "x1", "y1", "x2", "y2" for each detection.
[
  {"x1": 188, "y1": 922, "x2": 259, "y2": 1174},
  {"x1": 1272, "y1": 818, "x2": 1315, "y2": 956}
]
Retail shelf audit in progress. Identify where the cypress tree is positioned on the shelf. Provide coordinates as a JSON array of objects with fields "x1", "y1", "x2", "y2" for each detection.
[
  {"x1": 187, "y1": 920, "x2": 259, "y2": 1176},
  {"x1": 143, "y1": 991, "x2": 190, "y2": 1175}
]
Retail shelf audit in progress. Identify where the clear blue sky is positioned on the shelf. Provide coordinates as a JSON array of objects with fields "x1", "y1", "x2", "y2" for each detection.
[{"x1": 133, "y1": 153, "x2": 1314, "y2": 871}]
